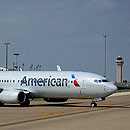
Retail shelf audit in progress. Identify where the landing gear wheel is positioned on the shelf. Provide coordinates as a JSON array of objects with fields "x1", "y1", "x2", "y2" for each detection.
[
  {"x1": 20, "y1": 99, "x2": 30, "y2": 107},
  {"x1": 91, "y1": 102, "x2": 97, "y2": 107}
]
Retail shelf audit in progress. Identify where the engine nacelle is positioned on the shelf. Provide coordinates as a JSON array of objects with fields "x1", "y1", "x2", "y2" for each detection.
[
  {"x1": 0, "y1": 90, "x2": 26, "y2": 103},
  {"x1": 44, "y1": 98, "x2": 68, "y2": 102}
]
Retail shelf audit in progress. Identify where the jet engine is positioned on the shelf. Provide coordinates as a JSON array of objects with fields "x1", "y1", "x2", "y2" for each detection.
[{"x1": 0, "y1": 90, "x2": 26, "y2": 103}]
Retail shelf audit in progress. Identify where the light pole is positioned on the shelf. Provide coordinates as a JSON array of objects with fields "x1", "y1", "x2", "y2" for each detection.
[
  {"x1": 103, "y1": 34, "x2": 107, "y2": 77},
  {"x1": 14, "y1": 53, "x2": 19, "y2": 70},
  {"x1": 4, "y1": 43, "x2": 10, "y2": 71},
  {"x1": 13, "y1": 62, "x2": 15, "y2": 71}
]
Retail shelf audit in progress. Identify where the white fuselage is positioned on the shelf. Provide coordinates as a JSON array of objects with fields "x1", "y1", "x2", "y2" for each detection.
[{"x1": 0, "y1": 71, "x2": 117, "y2": 100}]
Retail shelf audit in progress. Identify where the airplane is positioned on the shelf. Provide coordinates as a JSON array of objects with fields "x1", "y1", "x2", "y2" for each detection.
[{"x1": 0, "y1": 70, "x2": 117, "y2": 107}]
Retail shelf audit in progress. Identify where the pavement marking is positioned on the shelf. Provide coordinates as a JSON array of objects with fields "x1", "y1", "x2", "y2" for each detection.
[
  {"x1": 99, "y1": 104, "x2": 113, "y2": 106},
  {"x1": 32, "y1": 112, "x2": 64, "y2": 116},
  {"x1": 71, "y1": 107, "x2": 89, "y2": 110}
]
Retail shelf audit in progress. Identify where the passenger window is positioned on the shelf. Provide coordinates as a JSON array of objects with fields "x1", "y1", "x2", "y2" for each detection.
[{"x1": 13, "y1": 80, "x2": 15, "y2": 83}]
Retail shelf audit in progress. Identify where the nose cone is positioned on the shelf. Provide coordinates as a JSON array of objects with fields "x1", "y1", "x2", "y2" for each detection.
[
  {"x1": 112, "y1": 84, "x2": 118, "y2": 93},
  {"x1": 108, "y1": 84, "x2": 118, "y2": 94}
]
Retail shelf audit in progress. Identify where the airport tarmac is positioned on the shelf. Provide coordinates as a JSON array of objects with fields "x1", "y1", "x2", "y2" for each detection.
[{"x1": 0, "y1": 94, "x2": 130, "y2": 130}]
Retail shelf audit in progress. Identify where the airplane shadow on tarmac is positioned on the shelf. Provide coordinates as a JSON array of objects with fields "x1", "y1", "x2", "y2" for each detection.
[{"x1": 2, "y1": 102, "x2": 130, "y2": 109}]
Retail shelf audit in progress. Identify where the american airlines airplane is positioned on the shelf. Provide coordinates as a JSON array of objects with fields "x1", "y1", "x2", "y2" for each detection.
[{"x1": 0, "y1": 70, "x2": 117, "y2": 107}]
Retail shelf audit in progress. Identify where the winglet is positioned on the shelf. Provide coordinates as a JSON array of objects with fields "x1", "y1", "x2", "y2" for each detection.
[
  {"x1": 19, "y1": 68, "x2": 23, "y2": 71},
  {"x1": 57, "y1": 65, "x2": 62, "y2": 71}
]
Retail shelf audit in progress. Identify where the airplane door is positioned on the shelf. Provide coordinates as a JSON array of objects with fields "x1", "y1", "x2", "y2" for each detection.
[
  {"x1": 80, "y1": 80, "x2": 85, "y2": 88},
  {"x1": 80, "y1": 80, "x2": 87, "y2": 95}
]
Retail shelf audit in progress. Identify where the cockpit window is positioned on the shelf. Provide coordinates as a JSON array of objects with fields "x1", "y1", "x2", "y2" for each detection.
[
  {"x1": 102, "y1": 79, "x2": 109, "y2": 82},
  {"x1": 99, "y1": 80, "x2": 102, "y2": 83},
  {"x1": 94, "y1": 79, "x2": 102, "y2": 83},
  {"x1": 94, "y1": 79, "x2": 98, "y2": 83}
]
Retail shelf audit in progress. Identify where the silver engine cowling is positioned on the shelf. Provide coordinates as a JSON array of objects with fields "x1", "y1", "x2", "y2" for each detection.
[{"x1": 0, "y1": 90, "x2": 26, "y2": 103}]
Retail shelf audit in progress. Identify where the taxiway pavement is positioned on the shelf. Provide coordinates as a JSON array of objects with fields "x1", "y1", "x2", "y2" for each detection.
[{"x1": 0, "y1": 94, "x2": 130, "y2": 130}]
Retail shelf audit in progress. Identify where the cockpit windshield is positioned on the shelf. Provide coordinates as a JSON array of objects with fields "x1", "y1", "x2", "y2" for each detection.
[
  {"x1": 94, "y1": 79, "x2": 109, "y2": 83},
  {"x1": 102, "y1": 79, "x2": 109, "y2": 82},
  {"x1": 94, "y1": 79, "x2": 102, "y2": 83}
]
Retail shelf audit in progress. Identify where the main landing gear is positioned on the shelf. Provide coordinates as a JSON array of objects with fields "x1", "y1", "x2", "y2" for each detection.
[{"x1": 91, "y1": 101, "x2": 97, "y2": 107}]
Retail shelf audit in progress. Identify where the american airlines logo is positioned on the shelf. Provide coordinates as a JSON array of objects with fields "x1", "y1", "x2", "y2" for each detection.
[
  {"x1": 71, "y1": 74, "x2": 80, "y2": 87},
  {"x1": 20, "y1": 74, "x2": 80, "y2": 87}
]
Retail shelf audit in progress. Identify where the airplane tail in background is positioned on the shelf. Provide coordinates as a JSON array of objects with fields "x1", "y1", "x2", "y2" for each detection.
[{"x1": 57, "y1": 65, "x2": 62, "y2": 71}]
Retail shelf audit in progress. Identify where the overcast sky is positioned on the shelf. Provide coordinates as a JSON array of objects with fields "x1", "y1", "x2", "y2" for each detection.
[{"x1": 0, "y1": 0, "x2": 130, "y2": 81}]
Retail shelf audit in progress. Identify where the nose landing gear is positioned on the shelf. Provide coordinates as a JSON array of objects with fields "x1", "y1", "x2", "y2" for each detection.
[
  {"x1": 91, "y1": 97, "x2": 105, "y2": 107},
  {"x1": 91, "y1": 101, "x2": 97, "y2": 107}
]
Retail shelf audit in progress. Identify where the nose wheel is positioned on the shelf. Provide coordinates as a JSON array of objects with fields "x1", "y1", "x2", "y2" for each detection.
[{"x1": 91, "y1": 102, "x2": 97, "y2": 107}]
